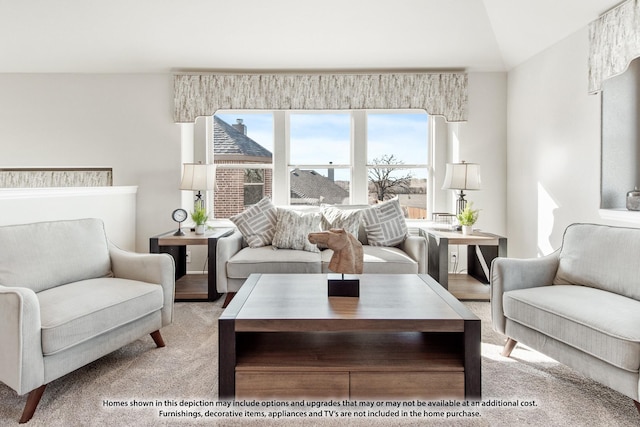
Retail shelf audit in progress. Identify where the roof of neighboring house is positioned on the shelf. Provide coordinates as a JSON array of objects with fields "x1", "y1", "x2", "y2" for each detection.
[
  {"x1": 290, "y1": 168, "x2": 349, "y2": 205},
  {"x1": 213, "y1": 116, "x2": 272, "y2": 162}
]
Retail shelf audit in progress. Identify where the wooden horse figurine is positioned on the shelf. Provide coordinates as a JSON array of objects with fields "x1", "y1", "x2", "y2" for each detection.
[{"x1": 308, "y1": 228, "x2": 363, "y2": 274}]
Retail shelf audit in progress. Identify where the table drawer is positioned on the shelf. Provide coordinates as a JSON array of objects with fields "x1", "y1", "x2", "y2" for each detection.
[
  {"x1": 350, "y1": 371, "x2": 465, "y2": 399},
  {"x1": 236, "y1": 372, "x2": 349, "y2": 399}
]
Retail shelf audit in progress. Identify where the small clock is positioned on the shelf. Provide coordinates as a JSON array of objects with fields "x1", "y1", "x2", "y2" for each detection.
[{"x1": 172, "y1": 208, "x2": 188, "y2": 236}]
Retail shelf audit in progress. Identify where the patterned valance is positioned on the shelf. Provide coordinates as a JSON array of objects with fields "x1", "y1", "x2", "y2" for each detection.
[
  {"x1": 173, "y1": 72, "x2": 468, "y2": 123},
  {"x1": 588, "y1": 0, "x2": 640, "y2": 94}
]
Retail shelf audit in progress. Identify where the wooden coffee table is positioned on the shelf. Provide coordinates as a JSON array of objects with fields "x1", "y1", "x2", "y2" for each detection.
[{"x1": 219, "y1": 274, "x2": 480, "y2": 400}]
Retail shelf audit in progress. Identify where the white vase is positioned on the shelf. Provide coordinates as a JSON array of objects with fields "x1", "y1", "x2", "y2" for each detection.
[
  {"x1": 462, "y1": 225, "x2": 473, "y2": 235},
  {"x1": 195, "y1": 224, "x2": 205, "y2": 235}
]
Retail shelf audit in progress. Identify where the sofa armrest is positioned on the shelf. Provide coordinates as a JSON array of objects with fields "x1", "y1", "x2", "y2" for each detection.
[
  {"x1": 399, "y1": 235, "x2": 427, "y2": 274},
  {"x1": 0, "y1": 285, "x2": 45, "y2": 395},
  {"x1": 490, "y1": 251, "x2": 559, "y2": 334},
  {"x1": 108, "y1": 243, "x2": 175, "y2": 326},
  {"x1": 216, "y1": 230, "x2": 245, "y2": 293}
]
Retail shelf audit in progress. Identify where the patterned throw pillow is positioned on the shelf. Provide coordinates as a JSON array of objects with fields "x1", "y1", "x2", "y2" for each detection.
[
  {"x1": 321, "y1": 206, "x2": 362, "y2": 238},
  {"x1": 361, "y1": 198, "x2": 408, "y2": 246},
  {"x1": 229, "y1": 197, "x2": 277, "y2": 247},
  {"x1": 272, "y1": 209, "x2": 322, "y2": 252}
]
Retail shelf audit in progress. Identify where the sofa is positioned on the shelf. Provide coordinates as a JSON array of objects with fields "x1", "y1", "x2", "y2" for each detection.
[
  {"x1": 491, "y1": 223, "x2": 640, "y2": 412},
  {"x1": 0, "y1": 218, "x2": 175, "y2": 423},
  {"x1": 216, "y1": 199, "x2": 427, "y2": 304}
]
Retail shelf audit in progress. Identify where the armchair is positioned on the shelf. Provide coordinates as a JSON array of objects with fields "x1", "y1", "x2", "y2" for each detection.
[{"x1": 0, "y1": 218, "x2": 175, "y2": 423}]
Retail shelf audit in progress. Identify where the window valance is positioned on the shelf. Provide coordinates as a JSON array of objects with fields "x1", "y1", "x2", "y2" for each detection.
[
  {"x1": 588, "y1": 0, "x2": 640, "y2": 94},
  {"x1": 173, "y1": 72, "x2": 468, "y2": 123}
]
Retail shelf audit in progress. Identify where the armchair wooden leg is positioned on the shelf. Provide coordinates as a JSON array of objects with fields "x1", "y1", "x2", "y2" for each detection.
[
  {"x1": 19, "y1": 384, "x2": 46, "y2": 424},
  {"x1": 222, "y1": 292, "x2": 236, "y2": 308},
  {"x1": 150, "y1": 330, "x2": 165, "y2": 348},
  {"x1": 634, "y1": 400, "x2": 640, "y2": 414},
  {"x1": 501, "y1": 338, "x2": 518, "y2": 357}
]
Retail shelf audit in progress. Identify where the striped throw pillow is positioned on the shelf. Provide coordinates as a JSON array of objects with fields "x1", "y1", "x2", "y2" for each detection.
[
  {"x1": 230, "y1": 197, "x2": 277, "y2": 247},
  {"x1": 362, "y1": 198, "x2": 408, "y2": 246}
]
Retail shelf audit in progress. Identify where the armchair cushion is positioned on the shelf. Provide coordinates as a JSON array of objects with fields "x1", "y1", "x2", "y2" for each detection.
[
  {"x1": 504, "y1": 285, "x2": 640, "y2": 372},
  {"x1": 554, "y1": 223, "x2": 640, "y2": 301},
  {"x1": 37, "y1": 278, "x2": 164, "y2": 356},
  {"x1": 0, "y1": 219, "x2": 112, "y2": 292}
]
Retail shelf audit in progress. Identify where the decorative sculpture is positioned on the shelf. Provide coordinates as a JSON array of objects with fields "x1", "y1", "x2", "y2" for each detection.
[{"x1": 308, "y1": 228, "x2": 363, "y2": 297}]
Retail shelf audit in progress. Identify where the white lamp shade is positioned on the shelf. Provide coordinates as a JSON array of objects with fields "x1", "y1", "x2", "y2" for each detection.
[
  {"x1": 442, "y1": 162, "x2": 481, "y2": 190},
  {"x1": 180, "y1": 163, "x2": 215, "y2": 191}
]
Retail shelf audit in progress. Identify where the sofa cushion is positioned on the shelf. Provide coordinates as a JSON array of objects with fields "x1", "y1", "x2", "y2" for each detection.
[
  {"x1": 230, "y1": 197, "x2": 278, "y2": 248},
  {"x1": 37, "y1": 278, "x2": 164, "y2": 356},
  {"x1": 361, "y1": 198, "x2": 408, "y2": 247},
  {"x1": 554, "y1": 223, "x2": 640, "y2": 301},
  {"x1": 0, "y1": 219, "x2": 112, "y2": 293},
  {"x1": 321, "y1": 206, "x2": 363, "y2": 238},
  {"x1": 227, "y1": 246, "x2": 322, "y2": 279},
  {"x1": 272, "y1": 209, "x2": 322, "y2": 253},
  {"x1": 321, "y1": 245, "x2": 418, "y2": 274},
  {"x1": 504, "y1": 285, "x2": 640, "y2": 372}
]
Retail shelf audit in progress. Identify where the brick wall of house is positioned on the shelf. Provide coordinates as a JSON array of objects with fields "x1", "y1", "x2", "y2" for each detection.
[{"x1": 213, "y1": 160, "x2": 273, "y2": 218}]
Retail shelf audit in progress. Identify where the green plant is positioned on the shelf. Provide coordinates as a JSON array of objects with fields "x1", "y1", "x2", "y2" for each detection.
[
  {"x1": 190, "y1": 206, "x2": 208, "y2": 225},
  {"x1": 457, "y1": 202, "x2": 480, "y2": 226}
]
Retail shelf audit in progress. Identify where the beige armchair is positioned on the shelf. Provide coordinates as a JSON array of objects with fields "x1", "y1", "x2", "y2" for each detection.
[{"x1": 0, "y1": 218, "x2": 175, "y2": 423}]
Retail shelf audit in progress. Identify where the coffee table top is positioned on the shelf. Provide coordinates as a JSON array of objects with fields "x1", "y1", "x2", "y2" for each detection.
[{"x1": 222, "y1": 274, "x2": 478, "y2": 333}]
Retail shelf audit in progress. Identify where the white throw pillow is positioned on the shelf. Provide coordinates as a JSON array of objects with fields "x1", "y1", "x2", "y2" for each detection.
[
  {"x1": 361, "y1": 198, "x2": 408, "y2": 247},
  {"x1": 321, "y1": 206, "x2": 362, "y2": 238},
  {"x1": 272, "y1": 209, "x2": 322, "y2": 253},
  {"x1": 229, "y1": 197, "x2": 277, "y2": 247}
]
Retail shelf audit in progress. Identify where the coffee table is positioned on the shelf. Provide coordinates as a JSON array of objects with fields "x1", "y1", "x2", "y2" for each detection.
[{"x1": 219, "y1": 273, "x2": 480, "y2": 400}]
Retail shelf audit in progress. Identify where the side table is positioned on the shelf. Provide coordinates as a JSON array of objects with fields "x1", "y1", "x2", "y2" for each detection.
[
  {"x1": 150, "y1": 227, "x2": 234, "y2": 301},
  {"x1": 421, "y1": 229, "x2": 507, "y2": 290}
]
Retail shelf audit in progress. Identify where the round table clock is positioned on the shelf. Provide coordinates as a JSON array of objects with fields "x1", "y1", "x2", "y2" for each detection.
[{"x1": 172, "y1": 208, "x2": 188, "y2": 236}]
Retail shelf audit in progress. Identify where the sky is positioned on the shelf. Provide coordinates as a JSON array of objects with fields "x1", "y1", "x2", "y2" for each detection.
[{"x1": 215, "y1": 111, "x2": 429, "y2": 181}]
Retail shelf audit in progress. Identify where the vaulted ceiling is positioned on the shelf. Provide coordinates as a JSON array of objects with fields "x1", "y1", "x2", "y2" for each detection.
[{"x1": 0, "y1": 0, "x2": 622, "y2": 73}]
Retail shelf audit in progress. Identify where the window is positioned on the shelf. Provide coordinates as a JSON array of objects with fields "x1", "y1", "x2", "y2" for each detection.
[{"x1": 210, "y1": 110, "x2": 430, "y2": 219}]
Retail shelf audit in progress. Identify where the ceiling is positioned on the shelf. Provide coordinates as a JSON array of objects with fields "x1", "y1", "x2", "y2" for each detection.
[{"x1": 0, "y1": 0, "x2": 622, "y2": 73}]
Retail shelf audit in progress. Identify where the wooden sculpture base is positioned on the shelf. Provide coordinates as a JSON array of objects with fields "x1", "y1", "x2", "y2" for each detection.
[{"x1": 328, "y1": 274, "x2": 360, "y2": 297}]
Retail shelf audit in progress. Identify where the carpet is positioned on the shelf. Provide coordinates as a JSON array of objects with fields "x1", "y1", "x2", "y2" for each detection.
[{"x1": 0, "y1": 300, "x2": 638, "y2": 426}]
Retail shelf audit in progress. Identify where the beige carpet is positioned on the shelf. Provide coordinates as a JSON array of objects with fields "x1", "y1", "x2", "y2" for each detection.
[{"x1": 0, "y1": 300, "x2": 638, "y2": 426}]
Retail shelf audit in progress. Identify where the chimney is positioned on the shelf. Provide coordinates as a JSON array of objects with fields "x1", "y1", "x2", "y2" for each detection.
[
  {"x1": 328, "y1": 161, "x2": 334, "y2": 182},
  {"x1": 232, "y1": 118, "x2": 247, "y2": 135}
]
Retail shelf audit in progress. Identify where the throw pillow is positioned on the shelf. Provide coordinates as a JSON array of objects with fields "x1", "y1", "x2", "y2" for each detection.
[
  {"x1": 229, "y1": 197, "x2": 277, "y2": 247},
  {"x1": 272, "y1": 209, "x2": 322, "y2": 253},
  {"x1": 321, "y1": 206, "x2": 362, "y2": 238},
  {"x1": 361, "y1": 198, "x2": 408, "y2": 246}
]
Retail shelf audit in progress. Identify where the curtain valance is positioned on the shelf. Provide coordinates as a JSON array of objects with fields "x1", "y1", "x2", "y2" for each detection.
[
  {"x1": 173, "y1": 72, "x2": 467, "y2": 123},
  {"x1": 589, "y1": 0, "x2": 640, "y2": 93}
]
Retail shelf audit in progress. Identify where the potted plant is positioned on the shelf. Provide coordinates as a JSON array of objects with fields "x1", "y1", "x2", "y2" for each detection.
[
  {"x1": 191, "y1": 206, "x2": 208, "y2": 235},
  {"x1": 457, "y1": 202, "x2": 480, "y2": 235}
]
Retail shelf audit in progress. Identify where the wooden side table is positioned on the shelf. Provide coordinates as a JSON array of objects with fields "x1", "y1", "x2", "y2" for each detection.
[
  {"x1": 150, "y1": 227, "x2": 234, "y2": 301},
  {"x1": 421, "y1": 229, "x2": 507, "y2": 290}
]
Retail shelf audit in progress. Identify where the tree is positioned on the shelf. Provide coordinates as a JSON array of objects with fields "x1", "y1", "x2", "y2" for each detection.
[{"x1": 368, "y1": 154, "x2": 413, "y2": 202}]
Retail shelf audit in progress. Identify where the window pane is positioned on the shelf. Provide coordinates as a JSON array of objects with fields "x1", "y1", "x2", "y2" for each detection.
[
  {"x1": 367, "y1": 112, "x2": 428, "y2": 165},
  {"x1": 290, "y1": 167, "x2": 350, "y2": 206},
  {"x1": 212, "y1": 113, "x2": 274, "y2": 218},
  {"x1": 290, "y1": 113, "x2": 350, "y2": 165},
  {"x1": 368, "y1": 168, "x2": 427, "y2": 219}
]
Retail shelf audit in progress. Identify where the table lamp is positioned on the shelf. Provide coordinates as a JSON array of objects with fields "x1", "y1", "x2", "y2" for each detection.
[
  {"x1": 442, "y1": 160, "x2": 481, "y2": 215},
  {"x1": 180, "y1": 162, "x2": 216, "y2": 210}
]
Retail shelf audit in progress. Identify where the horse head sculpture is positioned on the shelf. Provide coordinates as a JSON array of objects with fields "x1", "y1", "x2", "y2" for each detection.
[{"x1": 308, "y1": 228, "x2": 363, "y2": 274}]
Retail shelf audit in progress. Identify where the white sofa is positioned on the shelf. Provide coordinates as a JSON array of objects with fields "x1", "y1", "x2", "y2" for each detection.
[
  {"x1": 0, "y1": 218, "x2": 175, "y2": 423},
  {"x1": 491, "y1": 223, "x2": 640, "y2": 412},
  {"x1": 216, "y1": 204, "x2": 427, "y2": 302}
]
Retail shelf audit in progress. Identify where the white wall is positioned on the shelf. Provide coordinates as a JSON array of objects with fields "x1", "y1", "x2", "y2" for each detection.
[
  {"x1": 0, "y1": 74, "x2": 182, "y2": 252},
  {"x1": 506, "y1": 28, "x2": 628, "y2": 258}
]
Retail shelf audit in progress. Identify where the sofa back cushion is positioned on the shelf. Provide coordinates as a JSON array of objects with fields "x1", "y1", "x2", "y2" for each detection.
[
  {"x1": 0, "y1": 218, "x2": 112, "y2": 293},
  {"x1": 554, "y1": 223, "x2": 640, "y2": 301}
]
